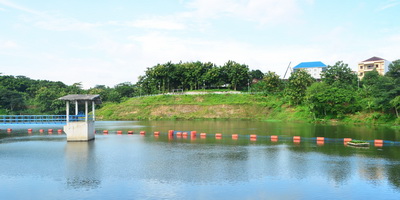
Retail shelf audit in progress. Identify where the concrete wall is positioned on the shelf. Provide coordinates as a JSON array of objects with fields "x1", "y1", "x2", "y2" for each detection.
[{"x1": 64, "y1": 121, "x2": 95, "y2": 142}]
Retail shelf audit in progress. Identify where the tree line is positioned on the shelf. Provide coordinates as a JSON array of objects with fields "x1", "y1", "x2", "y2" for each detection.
[
  {"x1": 1, "y1": 59, "x2": 399, "y2": 122},
  {"x1": 251, "y1": 60, "x2": 400, "y2": 120},
  {"x1": 137, "y1": 60, "x2": 263, "y2": 94},
  {"x1": 0, "y1": 60, "x2": 263, "y2": 115}
]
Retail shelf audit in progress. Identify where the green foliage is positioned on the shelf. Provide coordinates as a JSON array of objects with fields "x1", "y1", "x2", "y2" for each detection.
[
  {"x1": 386, "y1": 59, "x2": 400, "y2": 80},
  {"x1": 222, "y1": 60, "x2": 249, "y2": 91},
  {"x1": 390, "y1": 96, "x2": 400, "y2": 118},
  {"x1": 137, "y1": 60, "x2": 253, "y2": 93},
  {"x1": 0, "y1": 86, "x2": 25, "y2": 113},
  {"x1": 321, "y1": 61, "x2": 358, "y2": 88},
  {"x1": 263, "y1": 71, "x2": 283, "y2": 94},
  {"x1": 285, "y1": 69, "x2": 315, "y2": 105},
  {"x1": 306, "y1": 82, "x2": 359, "y2": 118},
  {"x1": 249, "y1": 69, "x2": 264, "y2": 80}
]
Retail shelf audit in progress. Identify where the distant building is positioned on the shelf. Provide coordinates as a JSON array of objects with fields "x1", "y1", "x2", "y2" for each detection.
[
  {"x1": 358, "y1": 56, "x2": 391, "y2": 79},
  {"x1": 293, "y1": 61, "x2": 327, "y2": 79}
]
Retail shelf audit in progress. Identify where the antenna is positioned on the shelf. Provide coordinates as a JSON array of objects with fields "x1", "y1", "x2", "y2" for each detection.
[{"x1": 283, "y1": 61, "x2": 291, "y2": 79}]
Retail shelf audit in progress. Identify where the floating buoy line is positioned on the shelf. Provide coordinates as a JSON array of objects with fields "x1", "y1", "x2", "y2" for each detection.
[
  {"x1": 1, "y1": 128, "x2": 398, "y2": 147},
  {"x1": 95, "y1": 129, "x2": 400, "y2": 147}
]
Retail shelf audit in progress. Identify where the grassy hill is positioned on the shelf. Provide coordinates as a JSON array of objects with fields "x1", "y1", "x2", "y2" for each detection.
[
  {"x1": 96, "y1": 93, "x2": 311, "y2": 121},
  {"x1": 96, "y1": 93, "x2": 400, "y2": 126}
]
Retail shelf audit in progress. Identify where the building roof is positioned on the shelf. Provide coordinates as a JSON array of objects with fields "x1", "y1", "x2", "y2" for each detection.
[
  {"x1": 293, "y1": 61, "x2": 327, "y2": 69},
  {"x1": 362, "y1": 56, "x2": 385, "y2": 62},
  {"x1": 59, "y1": 94, "x2": 102, "y2": 104}
]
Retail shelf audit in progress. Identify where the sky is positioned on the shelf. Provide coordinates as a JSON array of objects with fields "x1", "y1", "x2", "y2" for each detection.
[{"x1": 1, "y1": 0, "x2": 399, "y2": 88}]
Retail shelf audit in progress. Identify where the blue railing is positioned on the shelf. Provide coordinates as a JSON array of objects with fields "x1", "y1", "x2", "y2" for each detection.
[{"x1": 0, "y1": 115, "x2": 93, "y2": 124}]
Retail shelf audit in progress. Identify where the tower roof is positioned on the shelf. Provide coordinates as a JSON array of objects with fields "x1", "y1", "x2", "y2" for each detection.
[
  {"x1": 362, "y1": 56, "x2": 385, "y2": 62},
  {"x1": 59, "y1": 94, "x2": 102, "y2": 104}
]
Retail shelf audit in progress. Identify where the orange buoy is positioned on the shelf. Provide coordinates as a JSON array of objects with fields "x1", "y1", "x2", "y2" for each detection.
[
  {"x1": 117, "y1": 130, "x2": 123, "y2": 135},
  {"x1": 215, "y1": 133, "x2": 222, "y2": 139},
  {"x1": 250, "y1": 134, "x2": 257, "y2": 139},
  {"x1": 48, "y1": 129, "x2": 53, "y2": 133},
  {"x1": 39, "y1": 129, "x2": 44, "y2": 133},
  {"x1": 168, "y1": 130, "x2": 174, "y2": 136},
  {"x1": 200, "y1": 133, "x2": 207, "y2": 138},
  {"x1": 168, "y1": 134, "x2": 174, "y2": 140},
  {"x1": 343, "y1": 138, "x2": 352, "y2": 145},
  {"x1": 176, "y1": 132, "x2": 182, "y2": 137},
  {"x1": 191, "y1": 131, "x2": 197, "y2": 137},
  {"x1": 374, "y1": 140, "x2": 383, "y2": 147},
  {"x1": 154, "y1": 131, "x2": 160, "y2": 136},
  {"x1": 232, "y1": 134, "x2": 238, "y2": 140},
  {"x1": 58, "y1": 129, "x2": 62, "y2": 133},
  {"x1": 27, "y1": 128, "x2": 33, "y2": 133},
  {"x1": 7, "y1": 128, "x2": 12, "y2": 132},
  {"x1": 271, "y1": 135, "x2": 278, "y2": 142},
  {"x1": 191, "y1": 134, "x2": 196, "y2": 140},
  {"x1": 128, "y1": 131, "x2": 134, "y2": 135},
  {"x1": 103, "y1": 130, "x2": 109, "y2": 134},
  {"x1": 183, "y1": 132, "x2": 188, "y2": 137},
  {"x1": 293, "y1": 136, "x2": 301, "y2": 141},
  {"x1": 140, "y1": 131, "x2": 146, "y2": 135},
  {"x1": 316, "y1": 137, "x2": 324, "y2": 141}
]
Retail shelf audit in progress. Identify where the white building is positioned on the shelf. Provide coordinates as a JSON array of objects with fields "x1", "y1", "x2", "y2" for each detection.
[{"x1": 293, "y1": 61, "x2": 327, "y2": 79}]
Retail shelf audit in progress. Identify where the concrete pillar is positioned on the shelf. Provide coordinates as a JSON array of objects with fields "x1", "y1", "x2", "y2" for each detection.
[
  {"x1": 92, "y1": 101, "x2": 95, "y2": 121},
  {"x1": 64, "y1": 121, "x2": 95, "y2": 141},
  {"x1": 85, "y1": 101, "x2": 88, "y2": 122},
  {"x1": 66, "y1": 101, "x2": 70, "y2": 123},
  {"x1": 75, "y1": 101, "x2": 78, "y2": 115}
]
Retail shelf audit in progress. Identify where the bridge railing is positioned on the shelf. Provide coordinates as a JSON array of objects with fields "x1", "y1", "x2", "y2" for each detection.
[{"x1": 0, "y1": 115, "x2": 93, "y2": 124}]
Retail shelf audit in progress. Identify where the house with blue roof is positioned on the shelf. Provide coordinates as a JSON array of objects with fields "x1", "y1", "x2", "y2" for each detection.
[{"x1": 293, "y1": 61, "x2": 327, "y2": 79}]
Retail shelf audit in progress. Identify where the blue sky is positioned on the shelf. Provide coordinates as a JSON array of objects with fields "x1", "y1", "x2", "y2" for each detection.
[{"x1": 1, "y1": 0, "x2": 399, "y2": 88}]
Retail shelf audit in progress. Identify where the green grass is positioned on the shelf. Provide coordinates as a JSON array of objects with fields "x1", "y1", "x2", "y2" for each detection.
[
  {"x1": 349, "y1": 140, "x2": 368, "y2": 143},
  {"x1": 96, "y1": 93, "x2": 398, "y2": 125},
  {"x1": 96, "y1": 93, "x2": 302, "y2": 121}
]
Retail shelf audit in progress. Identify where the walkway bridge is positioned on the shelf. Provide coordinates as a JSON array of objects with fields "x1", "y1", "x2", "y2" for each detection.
[{"x1": 0, "y1": 115, "x2": 93, "y2": 124}]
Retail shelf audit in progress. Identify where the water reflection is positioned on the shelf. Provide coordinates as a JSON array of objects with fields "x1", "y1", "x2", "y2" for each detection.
[
  {"x1": 1, "y1": 121, "x2": 400, "y2": 199},
  {"x1": 64, "y1": 141, "x2": 101, "y2": 190}
]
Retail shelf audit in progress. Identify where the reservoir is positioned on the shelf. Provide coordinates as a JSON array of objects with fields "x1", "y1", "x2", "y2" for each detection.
[{"x1": 1, "y1": 120, "x2": 400, "y2": 199}]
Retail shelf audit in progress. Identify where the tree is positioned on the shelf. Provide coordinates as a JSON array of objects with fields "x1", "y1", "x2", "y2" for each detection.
[
  {"x1": 249, "y1": 69, "x2": 264, "y2": 80},
  {"x1": 321, "y1": 61, "x2": 357, "y2": 88},
  {"x1": 115, "y1": 82, "x2": 135, "y2": 98},
  {"x1": 386, "y1": 59, "x2": 400, "y2": 80},
  {"x1": 306, "y1": 82, "x2": 359, "y2": 118},
  {"x1": 0, "y1": 87, "x2": 25, "y2": 113},
  {"x1": 390, "y1": 96, "x2": 400, "y2": 118},
  {"x1": 223, "y1": 60, "x2": 249, "y2": 90},
  {"x1": 262, "y1": 71, "x2": 283, "y2": 94},
  {"x1": 285, "y1": 69, "x2": 315, "y2": 105}
]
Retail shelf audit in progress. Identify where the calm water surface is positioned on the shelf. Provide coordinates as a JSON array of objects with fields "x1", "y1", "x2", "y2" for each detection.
[{"x1": 1, "y1": 120, "x2": 400, "y2": 200}]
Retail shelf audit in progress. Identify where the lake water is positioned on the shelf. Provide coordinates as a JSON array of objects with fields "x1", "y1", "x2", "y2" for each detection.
[{"x1": 1, "y1": 120, "x2": 400, "y2": 200}]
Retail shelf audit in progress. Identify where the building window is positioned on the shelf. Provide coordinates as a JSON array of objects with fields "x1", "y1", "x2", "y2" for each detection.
[
  {"x1": 360, "y1": 72, "x2": 363, "y2": 76},
  {"x1": 376, "y1": 64, "x2": 379, "y2": 68},
  {"x1": 360, "y1": 66, "x2": 363, "y2": 69}
]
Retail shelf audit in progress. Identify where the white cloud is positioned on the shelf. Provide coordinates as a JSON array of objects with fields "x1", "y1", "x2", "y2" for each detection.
[
  {"x1": 0, "y1": 0, "x2": 43, "y2": 15},
  {"x1": 0, "y1": 40, "x2": 18, "y2": 49},
  {"x1": 377, "y1": 0, "x2": 400, "y2": 11},
  {"x1": 131, "y1": 18, "x2": 186, "y2": 30},
  {"x1": 185, "y1": 0, "x2": 305, "y2": 25}
]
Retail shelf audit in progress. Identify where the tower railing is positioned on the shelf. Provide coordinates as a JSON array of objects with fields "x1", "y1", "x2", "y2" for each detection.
[{"x1": 0, "y1": 115, "x2": 93, "y2": 124}]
